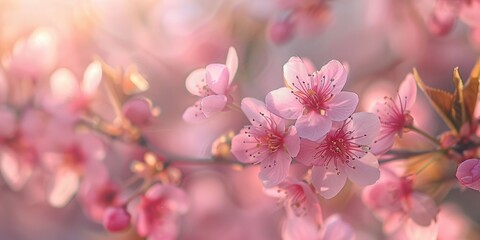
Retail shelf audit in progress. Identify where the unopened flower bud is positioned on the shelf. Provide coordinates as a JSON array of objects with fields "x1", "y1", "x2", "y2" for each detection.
[
  {"x1": 103, "y1": 207, "x2": 131, "y2": 232},
  {"x1": 456, "y1": 158, "x2": 480, "y2": 191}
]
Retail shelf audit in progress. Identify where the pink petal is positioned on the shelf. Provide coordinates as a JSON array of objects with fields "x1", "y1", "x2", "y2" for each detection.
[
  {"x1": 0, "y1": 148, "x2": 32, "y2": 191},
  {"x1": 302, "y1": 58, "x2": 317, "y2": 74},
  {"x1": 321, "y1": 214, "x2": 355, "y2": 240},
  {"x1": 136, "y1": 207, "x2": 151, "y2": 236},
  {"x1": 182, "y1": 100, "x2": 207, "y2": 123},
  {"x1": 265, "y1": 87, "x2": 304, "y2": 119},
  {"x1": 48, "y1": 167, "x2": 80, "y2": 208},
  {"x1": 404, "y1": 218, "x2": 438, "y2": 240},
  {"x1": 347, "y1": 112, "x2": 380, "y2": 145},
  {"x1": 231, "y1": 128, "x2": 268, "y2": 164},
  {"x1": 0, "y1": 106, "x2": 17, "y2": 138},
  {"x1": 283, "y1": 57, "x2": 310, "y2": 88},
  {"x1": 241, "y1": 97, "x2": 284, "y2": 129},
  {"x1": 284, "y1": 126, "x2": 300, "y2": 157},
  {"x1": 282, "y1": 216, "x2": 319, "y2": 240},
  {"x1": 317, "y1": 60, "x2": 348, "y2": 95},
  {"x1": 327, "y1": 92, "x2": 358, "y2": 121},
  {"x1": 295, "y1": 139, "x2": 322, "y2": 166},
  {"x1": 50, "y1": 68, "x2": 79, "y2": 103},
  {"x1": 259, "y1": 150, "x2": 292, "y2": 187},
  {"x1": 456, "y1": 158, "x2": 480, "y2": 191},
  {"x1": 185, "y1": 68, "x2": 207, "y2": 96},
  {"x1": 201, "y1": 94, "x2": 228, "y2": 117},
  {"x1": 344, "y1": 153, "x2": 379, "y2": 186},
  {"x1": 82, "y1": 61, "x2": 102, "y2": 97},
  {"x1": 406, "y1": 192, "x2": 438, "y2": 226},
  {"x1": 146, "y1": 184, "x2": 189, "y2": 213},
  {"x1": 311, "y1": 165, "x2": 347, "y2": 199},
  {"x1": 370, "y1": 130, "x2": 396, "y2": 156},
  {"x1": 296, "y1": 112, "x2": 331, "y2": 141},
  {"x1": 205, "y1": 64, "x2": 230, "y2": 95},
  {"x1": 225, "y1": 47, "x2": 238, "y2": 83},
  {"x1": 397, "y1": 73, "x2": 417, "y2": 110}
]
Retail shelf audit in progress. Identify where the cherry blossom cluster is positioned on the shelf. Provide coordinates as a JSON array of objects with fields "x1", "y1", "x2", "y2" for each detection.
[
  {"x1": 0, "y1": 0, "x2": 480, "y2": 238},
  {"x1": 183, "y1": 47, "x2": 480, "y2": 239}
]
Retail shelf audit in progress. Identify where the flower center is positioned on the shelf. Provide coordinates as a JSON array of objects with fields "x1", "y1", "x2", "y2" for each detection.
[
  {"x1": 290, "y1": 75, "x2": 336, "y2": 115},
  {"x1": 313, "y1": 117, "x2": 370, "y2": 173}
]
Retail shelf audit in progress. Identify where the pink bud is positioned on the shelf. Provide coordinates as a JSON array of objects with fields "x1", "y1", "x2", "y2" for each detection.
[
  {"x1": 122, "y1": 98, "x2": 153, "y2": 126},
  {"x1": 456, "y1": 159, "x2": 480, "y2": 191},
  {"x1": 268, "y1": 20, "x2": 294, "y2": 44},
  {"x1": 103, "y1": 207, "x2": 131, "y2": 232}
]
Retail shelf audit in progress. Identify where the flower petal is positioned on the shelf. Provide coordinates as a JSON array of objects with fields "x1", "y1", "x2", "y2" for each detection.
[
  {"x1": 82, "y1": 61, "x2": 102, "y2": 97},
  {"x1": 348, "y1": 112, "x2": 380, "y2": 145},
  {"x1": 50, "y1": 68, "x2": 79, "y2": 103},
  {"x1": 201, "y1": 94, "x2": 228, "y2": 117},
  {"x1": 231, "y1": 128, "x2": 268, "y2": 164},
  {"x1": 406, "y1": 192, "x2": 438, "y2": 226},
  {"x1": 327, "y1": 92, "x2": 358, "y2": 121},
  {"x1": 259, "y1": 150, "x2": 291, "y2": 187},
  {"x1": 241, "y1": 97, "x2": 283, "y2": 129},
  {"x1": 282, "y1": 216, "x2": 318, "y2": 240},
  {"x1": 182, "y1": 100, "x2": 206, "y2": 123},
  {"x1": 312, "y1": 165, "x2": 347, "y2": 199},
  {"x1": 295, "y1": 138, "x2": 322, "y2": 166},
  {"x1": 370, "y1": 130, "x2": 396, "y2": 155},
  {"x1": 265, "y1": 87, "x2": 304, "y2": 119},
  {"x1": 49, "y1": 167, "x2": 80, "y2": 208},
  {"x1": 0, "y1": 148, "x2": 32, "y2": 191},
  {"x1": 185, "y1": 68, "x2": 207, "y2": 96},
  {"x1": 225, "y1": 47, "x2": 238, "y2": 84},
  {"x1": 284, "y1": 126, "x2": 300, "y2": 157},
  {"x1": 283, "y1": 57, "x2": 310, "y2": 88},
  {"x1": 321, "y1": 214, "x2": 355, "y2": 240},
  {"x1": 397, "y1": 73, "x2": 417, "y2": 110},
  {"x1": 344, "y1": 152, "x2": 379, "y2": 186},
  {"x1": 296, "y1": 112, "x2": 331, "y2": 141},
  {"x1": 316, "y1": 60, "x2": 348, "y2": 95},
  {"x1": 205, "y1": 64, "x2": 229, "y2": 95}
]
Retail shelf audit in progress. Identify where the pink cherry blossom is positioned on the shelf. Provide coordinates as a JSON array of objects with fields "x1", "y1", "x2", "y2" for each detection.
[
  {"x1": 183, "y1": 47, "x2": 238, "y2": 122},
  {"x1": 42, "y1": 133, "x2": 106, "y2": 208},
  {"x1": 266, "y1": 57, "x2": 358, "y2": 141},
  {"x1": 370, "y1": 73, "x2": 417, "y2": 155},
  {"x1": 132, "y1": 184, "x2": 189, "y2": 240},
  {"x1": 320, "y1": 214, "x2": 355, "y2": 240},
  {"x1": 231, "y1": 97, "x2": 300, "y2": 187},
  {"x1": 456, "y1": 158, "x2": 480, "y2": 191},
  {"x1": 363, "y1": 164, "x2": 438, "y2": 239},
  {"x1": 295, "y1": 112, "x2": 380, "y2": 199},
  {"x1": 103, "y1": 207, "x2": 131, "y2": 232},
  {"x1": 80, "y1": 180, "x2": 121, "y2": 222}
]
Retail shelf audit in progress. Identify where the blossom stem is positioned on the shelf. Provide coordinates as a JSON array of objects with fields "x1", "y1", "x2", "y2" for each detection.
[
  {"x1": 407, "y1": 125, "x2": 440, "y2": 146},
  {"x1": 379, "y1": 149, "x2": 443, "y2": 163}
]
